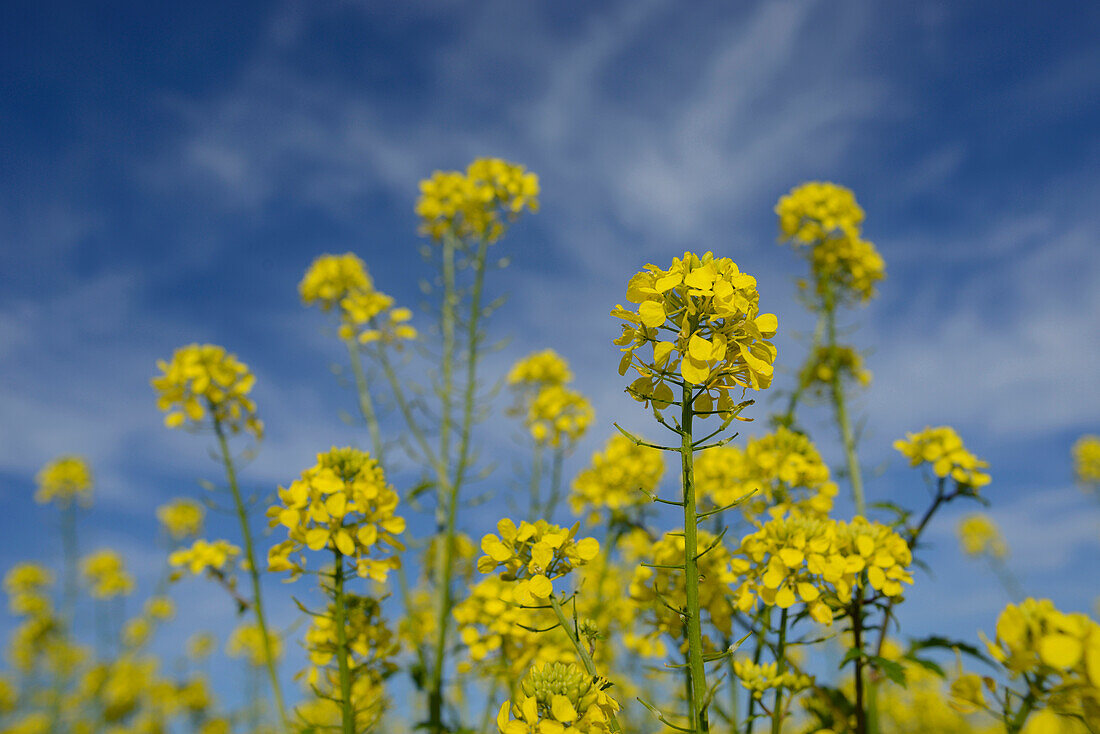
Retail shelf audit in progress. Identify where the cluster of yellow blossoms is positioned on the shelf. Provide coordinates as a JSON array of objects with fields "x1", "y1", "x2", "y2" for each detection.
[
  {"x1": 299, "y1": 252, "x2": 417, "y2": 346},
  {"x1": 477, "y1": 519, "x2": 600, "y2": 605},
  {"x1": 733, "y1": 659, "x2": 814, "y2": 700},
  {"x1": 267, "y1": 447, "x2": 406, "y2": 582},
  {"x1": 508, "y1": 350, "x2": 593, "y2": 448},
  {"x1": 81, "y1": 550, "x2": 134, "y2": 599},
  {"x1": 798, "y1": 345, "x2": 872, "y2": 393},
  {"x1": 4, "y1": 564, "x2": 52, "y2": 617},
  {"x1": 776, "y1": 182, "x2": 885, "y2": 303},
  {"x1": 152, "y1": 343, "x2": 263, "y2": 439},
  {"x1": 731, "y1": 514, "x2": 913, "y2": 625},
  {"x1": 416, "y1": 158, "x2": 539, "y2": 243},
  {"x1": 894, "y1": 426, "x2": 991, "y2": 489},
  {"x1": 956, "y1": 513, "x2": 1008, "y2": 559},
  {"x1": 1073, "y1": 434, "x2": 1100, "y2": 485},
  {"x1": 497, "y1": 662, "x2": 620, "y2": 734},
  {"x1": 569, "y1": 434, "x2": 665, "y2": 522},
  {"x1": 508, "y1": 350, "x2": 573, "y2": 387},
  {"x1": 168, "y1": 539, "x2": 241, "y2": 576},
  {"x1": 156, "y1": 498, "x2": 205, "y2": 540},
  {"x1": 612, "y1": 252, "x2": 778, "y2": 419},
  {"x1": 34, "y1": 455, "x2": 93, "y2": 506},
  {"x1": 695, "y1": 428, "x2": 838, "y2": 517},
  {"x1": 226, "y1": 623, "x2": 283, "y2": 667}
]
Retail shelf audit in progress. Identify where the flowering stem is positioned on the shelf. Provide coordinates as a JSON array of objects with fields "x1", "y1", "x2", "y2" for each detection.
[
  {"x1": 548, "y1": 595, "x2": 623, "y2": 733},
  {"x1": 527, "y1": 443, "x2": 544, "y2": 521},
  {"x1": 769, "y1": 608, "x2": 789, "y2": 734},
  {"x1": 345, "y1": 337, "x2": 384, "y2": 465},
  {"x1": 213, "y1": 420, "x2": 289, "y2": 732},
  {"x1": 544, "y1": 448, "x2": 565, "y2": 519},
  {"x1": 744, "y1": 608, "x2": 769, "y2": 734},
  {"x1": 824, "y1": 295, "x2": 865, "y2": 516},
  {"x1": 680, "y1": 382, "x2": 711, "y2": 733},
  {"x1": 851, "y1": 593, "x2": 867, "y2": 734},
  {"x1": 332, "y1": 551, "x2": 355, "y2": 734},
  {"x1": 780, "y1": 311, "x2": 825, "y2": 428}
]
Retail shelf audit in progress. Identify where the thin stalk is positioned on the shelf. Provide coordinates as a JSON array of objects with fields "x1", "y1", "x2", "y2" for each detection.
[
  {"x1": 479, "y1": 679, "x2": 501, "y2": 734},
  {"x1": 744, "y1": 607, "x2": 769, "y2": 734},
  {"x1": 824, "y1": 294, "x2": 865, "y2": 515},
  {"x1": 769, "y1": 608, "x2": 789, "y2": 734},
  {"x1": 527, "y1": 443, "x2": 544, "y2": 521},
  {"x1": 851, "y1": 593, "x2": 867, "y2": 734},
  {"x1": 332, "y1": 552, "x2": 355, "y2": 734},
  {"x1": 548, "y1": 595, "x2": 623, "y2": 733},
  {"x1": 780, "y1": 311, "x2": 825, "y2": 427},
  {"x1": 680, "y1": 382, "x2": 711, "y2": 733},
  {"x1": 60, "y1": 503, "x2": 78, "y2": 625},
  {"x1": 374, "y1": 343, "x2": 439, "y2": 470},
  {"x1": 726, "y1": 640, "x2": 740, "y2": 734},
  {"x1": 544, "y1": 448, "x2": 565, "y2": 519},
  {"x1": 213, "y1": 420, "x2": 289, "y2": 732},
  {"x1": 345, "y1": 338, "x2": 384, "y2": 464}
]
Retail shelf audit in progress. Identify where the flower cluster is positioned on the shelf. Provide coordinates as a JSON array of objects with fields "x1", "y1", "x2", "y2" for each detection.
[
  {"x1": 731, "y1": 514, "x2": 913, "y2": 625},
  {"x1": 808, "y1": 233, "x2": 885, "y2": 303},
  {"x1": 1073, "y1": 434, "x2": 1100, "y2": 485},
  {"x1": 496, "y1": 662, "x2": 620, "y2": 734},
  {"x1": 508, "y1": 350, "x2": 573, "y2": 388},
  {"x1": 957, "y1": 514, "x2": 1008, "y2": 560},
  {"x1": 267, "y1": 447, "x2": 406, "y2": 582},
  {"x1": 300, "y1": 252, "x2": 417, "y2": 346},
  {"x1": 4, "y1": 564, "x2": 53, "y2": 617},
  {"x1": 156, "y1": 498, "x2": 205, "y2": 540},
  {"x1": 226, "y1": 623, "x2": 282, "y2": 667},
  {"x1": 894, "y1": 426, "x2": 991, "y2": 489},
  {"x1": 733, "y1": 659, "x2": 814, "y2": 700},
  {"x1": 798, "y1": 345, "x2": 872, "y2": 393},
  {"x1": 776, "y1": 182, "x2": 865, "y2": 245},
  {"x1": 570, "y1": 434, "x2": 665, "y2": 522},
  {"x1": 416, "y1": 157, "x2": 539, "y2": 243},
  {"x1": 168, "y1": 539, "x2": 241, "y2": 576},
  {"x1": 695, "y1": 428, "x2": 837, "y2": 518},
  {"x1": 477, "y1": 519, "x2": 600, "y2": 604},
  {"x1": 35, "y1": 455, "x2": 93, "y2": 507},
  {"x1": 507, "y1": 350, "x2": 593, "y2": 448},
  {"x1": 152, "y1": 344, "x2": 263, "y2": 439},
  {"x1": 80, "y1": 550, "x2": 134, "y2": 600},
  {"x1": 612, "y1": 252, "x2": 779, "y2": 418}
]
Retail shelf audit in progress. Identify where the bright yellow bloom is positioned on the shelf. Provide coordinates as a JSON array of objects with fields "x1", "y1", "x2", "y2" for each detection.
[
  {"x1": 226, "y1": 623, "x2": 282, "y2": 667},
  {"x1": 299, "y1": 252, "x2": 372, "y2": 311},
  {"x1": 301, "y1": 252, "x2": 418, "y2": 345},
  {"x1": 156, "y1": 498, "x2": 205, "y2": 540},
  {"x1": 295, "y1": 675, "x2": 388, "y2": 733},
  {"x1": 526, "y1": 384, "x2": 594, "y2": 447},
  {"x1": 477, "y1": 518, "x2": 600, "y2": 605},
  {"x1": 734, "y1": 658, "x2": 814, "y2": 700},
  {"x1": 168, "y1": 539, "x2": 241, "y2": 576},
  {"x1": 1073, "y1": 435, "x2": 1100, "y2": 485},
  {"x1": 570, "y1": 434, "x2": 665, "y2": 522},
  {"x1": 947, "y1": 672, "x2": 988, "y2": 714},
  {"x1": 957, "y1": 514, "x2": 1008, "y2": 560},
  {"x1": 612, "y1": 251, "x2": 778, "y2": 419},
  {"x1": 35, "y1": 455, "x2": 93, "y2": 507},
  {"x1": 4, "y1": 563, "x2": 53, "y2": 617},
  {"x1": 508, "y1": 349, "x2": 573, "y2": 388},
  {"x1": 798, "y1": 345, "x2": 872, "y2": 393},
  {"x1": 776, "y1": 182, "x2": 865, "y2": 245},
  {"x1": 266, "y1": 447, "x2": 406, "y2": 582},
  {"x1": 497, "y1": 662, "x2": 620, "y2": 734},
  {"x1": 808, "y1": 234, "x2": 885, "y2": 303},
  {"x1": 894, "y1": 426, "x2": 991, "y2": 489},
  {"x1": 80, "y1": 549, "x2": 133, "y2": 599},
  {"x1": 152, "y1": 343, "x2": 263, "y2": 439},
  {"x1": 417, "y1": 158, "x2": 539, "y2": 243}
]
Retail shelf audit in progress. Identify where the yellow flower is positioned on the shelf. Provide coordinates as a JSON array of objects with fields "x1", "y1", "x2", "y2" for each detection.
[
  {"x1": 299, "y1": 252, "x2": 372, "y2": 311},
  {"x1": 508, "y1": 350, "x2": 573, "y2": 388},
  {"x1": 152, "y1": 343, "x2": 263, "y2": 439},
  {"x1": 497, "y1": 662, "x2": 620, "y2": 734},
  {"x1": 3, "y1": 563, "x2": 53, "y2": 617},
  {"x1": 894, "y1": 426, "x2": 991, "y2": 489},
  {"x1": 612, "y1": 251, "x2": 778, "y2": 420},
  {"x1": 80, "y1": 549, "x2": 134, "y2": 599},
  {"x1": 957, "y1": 514, "x2": 1008, "y2": 559},
  {"x1": 570, "y1": 434, "x2": 665, "y2": 522},
  {"x1": 776, "y1": 182, "x2": 865, "y2": 245},
  {"x1": 35, "y1": 455, "x2": 93, "y2": 507},
  {"x1": 808, "y1": 234, "x2": 885, "y2": 303},
  {"x1": 417, "y1": 158, "x2": 539, "y2": 243},
  {"x1": 477, "y1": 519, "x2": 600, "y2": 605},
  {"x1": 947, "y1": 672, "x2": 987, "y2": 714},
  {"x1": 226, "y1": 623, "x2": 282, "y2": 667},
  {"x1": 526, "y1": 384, "x2": 594, "y2": 447},
  {"x1": 734, "y1": 658, "x2": 814, "y2": 700},
  {"x1": 156, "y1": 498, "x2": 205, "y2": 540},
  {"x1": 1073, "y1": 434, "x2": 1100, "y2": 485},
  {"x1": 266, "y1": 447, "x2": 405, "y2": 582},
  {"x1": 301, "y1": 252, "x2": 418, "y2": 345},
  {"x1": 798, "y1": 345, "x2": 872, "y2": 393},
  {"x1": 168, "y1": 539, "x2": 240, "y2": 576}
]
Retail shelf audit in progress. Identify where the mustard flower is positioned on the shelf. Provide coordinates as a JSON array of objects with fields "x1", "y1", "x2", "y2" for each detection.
[
  {"x1": 80, "y1": 549, "x2": 134, "y2": 599},
  {"x1": 807, "y1": 234, "x2": 885, "y2": 303},
  {"x1": 152, "y1": 343, "x2": 263, "y2": 439},
  {"x1": 187, "y1": 632, "x2": 215, "y2": 660},
  {"x1": 416, "y1": 157, "x2": 539, "y2": 243},
  {"x1": 477, "y1": 518, "x2": 600, "y2": 605},
  {"x1": 156, "y1": 498, "x2": 205, "y2": 540},
  {"x1": 734, "y1": 658, "x2": 814, "y2": 700},
  {"x1": 1073, "y1": 434, "x2": 1100, "y2": 485},
  {"x1": 508, "y1": 349, "x2": 573, "y2": 388},
  {"x1": 526, "y1": 384, "x2": 594, "y2": 447},
  {"x1": 301, "y1": 252, "x2": 418, "y2": 345},
  {"x1": 570, "y1": 434, "x2": 665, "y2": 522},
  {"x1": 776, "y1": 182, "x2": 865, "y2": 245},
  {"x1": 798, "y1": 345, "x2": 872, "y2": 393},
  {"x1": 168, "y1": 539, "x2": 240, "y2": 576},
  {"x1": 34, "y1": 455, "x2": 93, "y2": 507},
  {"x1": 227, "y1": 623, "x2": 282, "y2": 667},
  {"x1": 497, "y1": 662, "x2": 620, "y2": 734},
  {"x1": 266, "y1": 447, "x2": 406, "y2": 582},
  {"x1": 0, "y1": 676, "x2": 15, "y2": 713},
  {"x1": 612, "y1": 251, "x2": 778, "y2": 419},
  {"x1": 302, "y1": 592, "x2": 398, "y2": 691},
  {"x1": 299, "y1": 252, "x2": 373, "y2": 311},
  {"x1": 3, "y1": 563, "x2": 53, "y2": 617},
  {"x1": 894, "y1": 426, "x2": 991, "y2": 489},
  {"x1": 957, "y1": 513, "x2": 1008, "y2": 560},
  {"x1": 296, "y1": 675, "x2": 388, "y2": 734}
]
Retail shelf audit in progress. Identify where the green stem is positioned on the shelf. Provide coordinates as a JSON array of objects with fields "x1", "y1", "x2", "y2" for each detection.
[
  {"x1": 332, "y1": 552, "x2": 355, "y2": 734},
  {"x1": 527, "y1": 443, "x2": 544, "y2": 521},
  {"x1": 680, "y1": 382, "x2": 711, "y2": 733},
  {"x1": 345, "y1": 337, "x2": 384, "y2": 464},
  {"x1": 549, "y1": 595, "x2": 623, "y2": 733},
  {"x1": 213, "y1": 420, "x2": 289, "y2": 732},
  {"x1": 780, "y1": 311, "x2": 825, "y2": 428},
  {"x1": 824, "y1": 295, "x2": 865, "y2": 515},
  {"x1": 544, "y1": 448, "x2": 565, "y2": 519},
  {"x1": 851, "y1": 593, "x2": 867, "y2": 734},
  {"x1": 744, "y1": 608, "x2": 769, "y2": 734},
  {"x1": 769, "y1": 608, "x2": 789, "y2": 734}
]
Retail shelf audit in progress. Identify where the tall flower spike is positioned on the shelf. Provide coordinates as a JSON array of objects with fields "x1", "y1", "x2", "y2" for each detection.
[
  {"x1": 476, "y1": 518, "x2": 599, "y2": 605},
  {"x1": 612, "y1": 251, "x2": 778, "y2": 420},
  {"x1": 894, "y1": 426, "x2": 991, "y2": 489},
  {"x1": 35, "y1": 456, "x2": 93, "y2": 507},
  {"x1": 417, "y1": 158, "x2": 539, "y2": 243},
  {"x1": 152, "y1": 344, "x2": 263, "y2": 439}
]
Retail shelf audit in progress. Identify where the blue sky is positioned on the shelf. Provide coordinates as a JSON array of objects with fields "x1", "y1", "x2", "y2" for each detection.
[{"x1": 2, "y1": 0, "x2": 1099, "y2": 716}]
